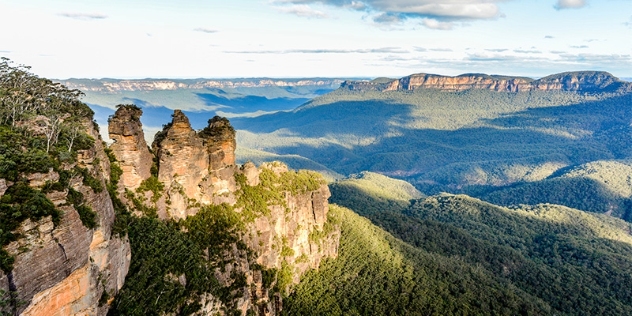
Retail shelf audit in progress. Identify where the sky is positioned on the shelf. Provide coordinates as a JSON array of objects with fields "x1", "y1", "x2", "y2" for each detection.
[{"x1": 1, "y1": 0, "x2": 631, "y2": 79}]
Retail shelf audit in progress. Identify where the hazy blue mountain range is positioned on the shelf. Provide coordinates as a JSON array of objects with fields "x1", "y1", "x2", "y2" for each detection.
[
  {"x1": 7, "y1": 61, "x2": 632, "y2": 315},
  {"x1": 60, "y1": 77, "x2": 353, "y2": 143},
  {"x1": 73, "y1": 72, "x2": 632, "y2": 220}
]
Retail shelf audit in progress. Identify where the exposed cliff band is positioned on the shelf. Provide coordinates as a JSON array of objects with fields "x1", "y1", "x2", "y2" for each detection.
[{"x1": 342, "y1": 71, "x2": 632, "y2": 93}]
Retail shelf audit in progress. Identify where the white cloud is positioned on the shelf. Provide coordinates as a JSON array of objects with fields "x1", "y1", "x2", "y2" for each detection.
[
  {"x1": 57, "y1": 12, "x2": 107, "y2": 20},
  {"x1": 422, "y1": 18, "x2": 453, "y2": 30},
  {"x1": 514, "y1": 49, "x2": 542, "y2": 54},
  {"x1": 554, "y1": 0, "x2": 587, "y2": 10},
  {"x1": 225, "y1": 47, "x2": 408, "y2": 54},
  {"x1": 373, "y1": 12, "x2": 402, "y2": 24},
  {"x1": 194, "y1": 28, "x2": 218, "y2": 34},
  {"x1": 274, "y1": 0, "x2": 504, "y2": 26},
  {"x1": 278, "y1": 4, "x2": 330, "y2": 18}
]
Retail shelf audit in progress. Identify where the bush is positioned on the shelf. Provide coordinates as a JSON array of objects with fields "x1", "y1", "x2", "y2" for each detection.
[
  {"x1": 76, "y1": 205, "x2": 98, "y2": 229},
  {"x1": 0, "y1": 182, "x2": 60, "y2": 272}
]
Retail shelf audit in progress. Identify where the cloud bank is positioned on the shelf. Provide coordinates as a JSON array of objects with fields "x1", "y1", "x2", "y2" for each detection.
[
  {"x1": 274, "y1": 0, "x2": 505, "y2": 27},
  {"x1": 194, "y1": 28, "x2": 218, "y2": 33},
  {"x1": 278, "y1": 4, "x2": 330, "y2": 18},
  {"x1": 57, "y1": 12, "x2": 108, "y2": 20},
  {"x1": 554, "y1": 0, "x2": 587, "y2": 10},
  {"x1": 226, "y1": 47, "x2": 407, "y2": 54}
]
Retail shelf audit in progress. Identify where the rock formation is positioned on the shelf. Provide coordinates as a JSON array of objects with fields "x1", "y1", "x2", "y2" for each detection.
[
  {"x1": 342, "y1": 71, "x2": 632, "y2": 93},
  {"x1": 147, "y1": 110, "x2": 238, "y2": 219},
  {"x1": 2, "y1": 103, "x2": 338, "y2": 316},
  {"x1": 110, "y1": 108, "x2": 340, "y2": 315},
  {"x1": 1, "y1": 119, "x2": 130, "y2": 316},
  {"x1": 107, "y1": 105, "x2": 152, "y2": 191}
]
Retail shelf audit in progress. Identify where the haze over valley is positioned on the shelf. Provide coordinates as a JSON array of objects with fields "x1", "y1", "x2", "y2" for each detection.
[{"x1": 2, "y1": 0, "x2": 632, "y2": 315}]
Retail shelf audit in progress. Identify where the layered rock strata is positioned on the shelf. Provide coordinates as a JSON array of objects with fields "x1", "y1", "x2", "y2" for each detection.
[
  {"x1": 342, "y1": 71, "x2": 632, "y2": 93},
  {"x1": 107, "y1": 105, "x2": 153, "y2": 191},
  {"x1": 1, "y1": 119, "x2": 130, "y2": 316},
  {"x1": 148, "y1": 110, "x2": 238, "y2": 218}
]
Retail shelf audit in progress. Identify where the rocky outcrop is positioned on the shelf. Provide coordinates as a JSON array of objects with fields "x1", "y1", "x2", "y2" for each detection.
[
  {"x1": 1, "y1": 119, "x2": 130, "y2": 316},
  {"x1": 341, "y1": 71, "x2": 632, "y2": 93},
  {"x1": 204, "y1": 162, "x2": 339, "y2": 315},
  {"x1": 107, "y1": 105, "x2": 152, "y2": 191},
  {"x1": 246, "y1": 163, "x2": 337, "y2": 273},
  {"x1": 534, "y1": 71, "x2": 632, "y2": 93},
  {"x1": 111, "y1": 109, "x2": 339, "y2": 315},
  {"x1": 148, "y1": 110, "x2": 238, "y2": 219}
]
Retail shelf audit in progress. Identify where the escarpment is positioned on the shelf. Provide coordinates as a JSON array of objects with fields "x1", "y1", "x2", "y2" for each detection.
[
  {"x1": 107, "y1": 107, "x2": 340, "y2": 315},
  {"x1": 1, "y1": 116, "x2": 130, "y2": 316},
  {"x1": 342, "y1": 71, "x2": 632, "y2": 93}
]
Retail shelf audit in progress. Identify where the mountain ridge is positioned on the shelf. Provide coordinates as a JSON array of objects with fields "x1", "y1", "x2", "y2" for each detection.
[
  {"x1": 341, "y1": 71, "x2": 632, "y2": 93},
  {"x1": 57, "y1": 78, "x2": 349, "y2": 92}
]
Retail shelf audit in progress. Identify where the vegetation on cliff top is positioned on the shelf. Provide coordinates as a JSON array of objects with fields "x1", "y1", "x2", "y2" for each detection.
[
  {"x1": 110, "y1": 159, "x2": 331, "y2": 315},
  {"x1": 0, "y1": 58, "x2": 101, "y2": 272}
]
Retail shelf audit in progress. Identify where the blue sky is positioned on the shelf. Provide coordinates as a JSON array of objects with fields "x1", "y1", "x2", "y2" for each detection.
[{"x1": 1, "y1": 0, "x2": 630, "y2": 79}]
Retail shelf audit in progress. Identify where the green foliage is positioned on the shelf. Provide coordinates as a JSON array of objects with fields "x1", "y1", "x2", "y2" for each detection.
[
  {"x1": 329, "y1": 171, "x2": 424, "y2": 215},
  {"x1": 235, "y1": 173, "x2": 277, "y2": 222},
  {"x1": 285, "y1": 205, "x2": 551, "y2": 315},
  {"x1": 65, "y1": 187, "x2": 98, "y2": 229},
  {"x1": 77, "y1": 167, "x2": 103, "y2": 193},
  {"x1": 125, "y1": 189, "x2": 158, "y2": 218},
  {"x1": 235, "y1": 147, "x2": 341, "y2": 181},
  {"x1": 308, "y1": 211, "x2": 338, "y2": 244},
  {"x1": 280, "y1": 238, "x2": 295, "y2": 257},
  {"x1": 0, "y1": 182, "x2": 61, "y2": 272},
  {"x1": 233, "y1": 87, "x2": 632, "y2": 223},
  {"x1": 392, "y1": 194, "x2": 632, "y2": 315},
  {"x1": 76, "y1": 205, "x2": 98, "y2": 229},
  {"x1": 198, "y1": 116, "x2": 236, "y2": 140},
  {"x1": 182, "y1": 203, "x2": 243, "y2": 261},
  {"x1": 259, "y1": 167, "x2": 325, "y2": 195},
  {"x1": 109, "y1": 205, "x2": 248, "y2": 315},
  {"x1": 261, "y1": 268, "x2": 277, "y2": 289},
  {"x1": 235, "y1": 165, "x2": 326, "y2": 223},
  {"x1": 275, "y1": 261, "x2": 294, "y2": 295},
  {"x1": 104, "y1": 145, "x2": 131, "y2": 237},
  {"x1": 320, "y1": 178, "x2": 632, "y2": 315},
  {"x1": 136, "y1": 176, "x2": 164, "y2": 203},
  {"x1": 108, "y1": 216, "x2": 221, "y2": 315},
  {"x1": 0, "y1": 126, "x2": 57, "y2": 181},
  {"x1": 481, "y1": 159, "x2": 632, "y2": 218}
]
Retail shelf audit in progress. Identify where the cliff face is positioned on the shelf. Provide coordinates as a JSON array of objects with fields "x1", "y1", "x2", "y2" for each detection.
[
  {"x1": 1, "y1": 119, "x2": 130, "y2": 316},
  {"x1": 107, "y1": 106, "x2": 152, "y2": 191},
  {"x1": 342, "y1": 71, "x2": 632, "y2": 93},
  {"x1": 108, "y1": 108, "x2": 340, "y2": 315},
  {"x1": 148, "y1": 110, "x2": 238, "y2": 219}
]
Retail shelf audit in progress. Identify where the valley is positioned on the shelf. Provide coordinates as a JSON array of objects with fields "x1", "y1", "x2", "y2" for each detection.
[{"x1": 3, "y1": 61, "x2": 632, "y2": 315}]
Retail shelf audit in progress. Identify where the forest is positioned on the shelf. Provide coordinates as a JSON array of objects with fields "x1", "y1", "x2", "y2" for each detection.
[{"x1": 301, "y1": 173, "x2": 632, "y2": 315}]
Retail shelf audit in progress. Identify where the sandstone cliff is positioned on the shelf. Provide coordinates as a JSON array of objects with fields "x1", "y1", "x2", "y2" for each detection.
[
  {"x1": 149, "y1": 110, "x2": 238, "y2": 218},
  {"x1": 1, "y1": 118, "x2": 130, "y2": 316},
  {"x1": 107, "y1": 105, "x2": 153, "y2": 192},
  {"x1": 107, "y1": 108, "x2": 340, "y2": 315},
  {"x1": 341, "y1": 71, "x2": 632, "y2": 93}
]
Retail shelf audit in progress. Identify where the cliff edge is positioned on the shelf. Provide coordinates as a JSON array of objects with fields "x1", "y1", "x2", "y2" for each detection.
[{"x1": 341, "y1": 71, "x2": 632, "y2": 93}]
